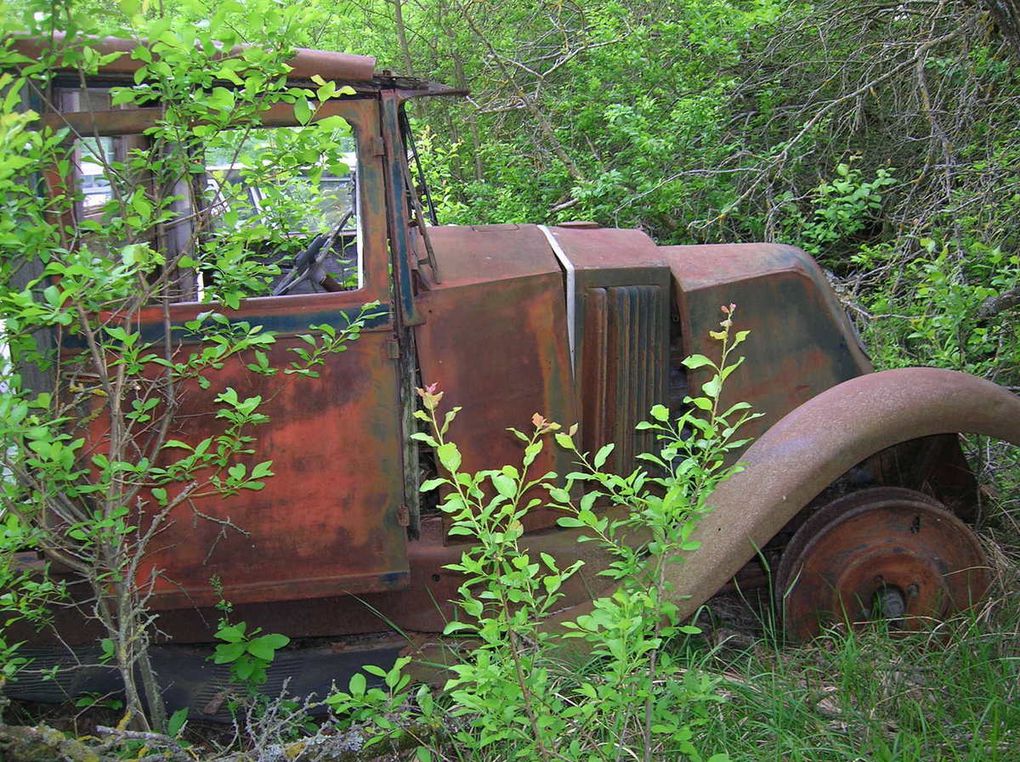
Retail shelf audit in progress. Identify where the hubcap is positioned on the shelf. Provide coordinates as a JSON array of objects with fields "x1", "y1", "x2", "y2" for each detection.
[{"x1": 776, "y1": 487, "x2": 991, "y2": 642}]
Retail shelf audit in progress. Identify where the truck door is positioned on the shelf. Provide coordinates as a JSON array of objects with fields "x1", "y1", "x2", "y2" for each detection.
[{"x1": 56, "y1": 94, "x2": 410, "y2": 609}]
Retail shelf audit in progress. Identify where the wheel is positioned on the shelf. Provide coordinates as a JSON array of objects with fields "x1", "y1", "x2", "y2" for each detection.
[{"x1": 775, "y1": 487, "x2": 992, "y2": 642}]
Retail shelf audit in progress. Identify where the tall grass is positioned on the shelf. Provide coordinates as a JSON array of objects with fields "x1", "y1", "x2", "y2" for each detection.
[{"x1": 694, "y1": 562, "x2": 1020, "y2": 760}]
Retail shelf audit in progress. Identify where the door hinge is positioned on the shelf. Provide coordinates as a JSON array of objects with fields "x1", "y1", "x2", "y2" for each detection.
[
  {"x1": 386, "y1": 339, "x2": 400, "y2": 359},
  {"x1": 366, "y1": 136, "x2": 385, "y2": 157},
  {"x1": 396, "y1": 505, "x2": 410, "y2": 527}
]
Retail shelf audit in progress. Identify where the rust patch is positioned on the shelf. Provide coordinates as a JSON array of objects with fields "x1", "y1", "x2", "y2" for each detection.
[
  {"x1": 415, "y1": 225, "x2": 577, "y2": 533},
  {"x1": 776, "y1": 488, "x2": 991, "y2": 641}
]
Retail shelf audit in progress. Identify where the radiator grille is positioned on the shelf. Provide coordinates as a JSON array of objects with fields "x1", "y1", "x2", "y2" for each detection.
[{"x1": 582, "y1": 285, "x2": 668, "y2": 472}]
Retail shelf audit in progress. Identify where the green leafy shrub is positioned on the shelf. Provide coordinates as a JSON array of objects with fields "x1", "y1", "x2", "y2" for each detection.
[
  {"x1": 328, "y1": 309, "x2": 750, "y2": 760},
  {"x1": 210, "y1": 582, "x2": 291, "y2": 690},
  {"x1": 781, "y1": 158, "x2": 897, "y2": 260},
  {"x1": 860, "y1": 239, "x2": 1019, "y2": 382},
  {"x1": 0, "y1": 514, "x2": 61, "y2": 711}
]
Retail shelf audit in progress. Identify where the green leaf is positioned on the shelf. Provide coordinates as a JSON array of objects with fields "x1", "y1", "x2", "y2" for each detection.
[
  {"x1": 316, "y1": 81, "x2": 337, "y2": 101},
  {"x1": 436, "y1": 442, "x2": 461, "y2": 473},
  {"x1": 681, "y1": 354, "x2": 714, "y2": 370},
  {"x1": 247, "y1": 633, "x2": 289, "y2": 661},
  {"x1": 554, "y1": 432, "x2": 574, "y2": 449},
  {"x1": 420, "y1": 478, "x2": 446, "y2": 492},
  {"x1": 259, "y1": 632, "x2": 290, "y2": 650},
  {"x1": 592, "y1": 443, "x2": 615, "y2": 469},
  {"x1": 348, "y1": 672, "x2": 366, "y2": 697},
  {"x1": 208, "y1": 86, "x2": 235, "y2": 112},
  {"x1": 443, "y1": 620, "x2": 474, "y2": 635},
  {"x1": 43, "y1": 284, "x2": 62, "y2": 307},
  {"x1": 213, "y1": 641, "x2": 246, "y2": 664},
  {"x1": 523, "y1": 440, "x2": 543, "y2": 466},
  {"x1": 548, "y1": 487, "x2": 570, "y2": 503},
  {"x1": 215, "y1": 624, "x2": 246, "y2": 643},
  {"x1": 491, "y1": 473, "x2": 516, "y2": 499},
  {"x1": 649, "y1": 403, "x2": 669, "y2": 422},
  {"x1": 234, "y1": 657, "x2": 257, "y2": 681},
  {"x1": 688, "y1": 396, "x2": 713, "y2": 411},
  {"x1": 294, "y1": 97, "x2": 312, "y2": 125},
  {"x1": 167, "y1": 707, "x2": 188, "y2": 737},
  {"x1": 250, "y1": 461, "x2": 274, "y2": 479},
  {"x1": 702, "y1": 375, "x2": 722, "y2": 399}
]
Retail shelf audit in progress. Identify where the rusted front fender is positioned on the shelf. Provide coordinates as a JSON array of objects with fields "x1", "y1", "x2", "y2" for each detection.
[{"x1": 668, "y1": 367, "x2": 1020, "y2": 618}]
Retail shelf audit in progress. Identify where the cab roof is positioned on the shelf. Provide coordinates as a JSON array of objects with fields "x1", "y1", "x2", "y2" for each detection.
[{"x1": 9, "y1": 33, "x2": 462, "y2": 98}]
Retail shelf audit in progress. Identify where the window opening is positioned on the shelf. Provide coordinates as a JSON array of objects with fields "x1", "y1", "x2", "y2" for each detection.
[
  {"x1": 199, "y1": 122, "x2": 361, "y2": 297},
  {"x1": 78, "y1": 137, "x2": 115, "y2": 211},
  {"x1": 60, "y1": 91, "x2": 362, "y2": 304}
]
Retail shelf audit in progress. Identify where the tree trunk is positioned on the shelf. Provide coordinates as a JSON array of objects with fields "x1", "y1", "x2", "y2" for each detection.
[{"x1": 392, "y1": 0, "x2": 415, "y2": 76}]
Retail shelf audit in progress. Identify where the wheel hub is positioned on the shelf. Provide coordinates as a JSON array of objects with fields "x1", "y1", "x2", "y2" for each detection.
[{"x1": 776, "y1": 487, "x2": 991, "y2": 642}]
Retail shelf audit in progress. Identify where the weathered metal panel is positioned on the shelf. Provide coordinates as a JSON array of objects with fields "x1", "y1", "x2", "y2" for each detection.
[
  {"x1": 126, "y1": 316, "x2": 407, "y2": 610},
  {"x1": 582, "y1": 285, "x2": 669, "y2": 470},
  {"x1": 414, "y1": 225, "x2": 578, "y2": 533},
  {"x1": 662, "y1": 243, "x2": 873, "y2": 440},
  {"x1": 581, "y1": 288, "x2": 610, "y2": 457},
  {"x1": 543, "y1": 226, "x2": 671, "y2": 475}
]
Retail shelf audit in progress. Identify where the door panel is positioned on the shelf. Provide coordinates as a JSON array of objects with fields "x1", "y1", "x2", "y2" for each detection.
[
  {"x1": 134, "y1": 300, "x2": 408, "y2": 609},
  {"x1": 117, "y1": 99, "x2": 410, "y2": 609}
]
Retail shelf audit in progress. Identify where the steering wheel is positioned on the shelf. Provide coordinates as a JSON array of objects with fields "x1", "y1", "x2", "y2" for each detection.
[{"x1": 272, "y1": 209, "x2": 354, "y2": 296}]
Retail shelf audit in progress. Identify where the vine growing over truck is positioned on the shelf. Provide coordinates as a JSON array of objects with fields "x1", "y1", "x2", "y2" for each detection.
[{"x1": 0, "y1": 5, "x2": 377, "y2": 731}]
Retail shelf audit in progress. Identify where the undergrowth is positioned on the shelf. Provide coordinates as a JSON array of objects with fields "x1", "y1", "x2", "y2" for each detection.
[
  {"x1": 697, "y1": 599, "x2": 1020, "y2": 761},
  {"x1": 324, "y1": 307, "x2": 753, "y2": 761}
]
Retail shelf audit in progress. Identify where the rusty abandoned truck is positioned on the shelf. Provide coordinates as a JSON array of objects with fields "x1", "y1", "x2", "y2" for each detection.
[{"x1": 6, "y1": 37, "x2": 1020, "y2": 712}]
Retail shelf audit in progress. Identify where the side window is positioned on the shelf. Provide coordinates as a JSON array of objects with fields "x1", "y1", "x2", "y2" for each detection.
[
  {"x1": 60, "y1": 86, "x2": 361, "y2": 303},
  {"x1": 201, "y1": 123, "x2": 361, "y2": 296}
]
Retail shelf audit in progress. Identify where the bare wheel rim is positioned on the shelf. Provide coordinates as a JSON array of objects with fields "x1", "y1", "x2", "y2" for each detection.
[{"x1": 775, "y1": 487, "x2": 992, "y2": 643}]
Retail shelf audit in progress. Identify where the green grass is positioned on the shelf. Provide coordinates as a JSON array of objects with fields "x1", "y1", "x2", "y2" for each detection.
[{"x1": 693, "y1": 584, "x2": 1019, "y2": 760}]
